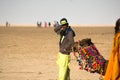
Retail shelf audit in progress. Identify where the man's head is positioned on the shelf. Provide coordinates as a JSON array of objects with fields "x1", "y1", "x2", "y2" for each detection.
[{"x1": 60, "y1": 18, "x2": 69, "y2": 30}]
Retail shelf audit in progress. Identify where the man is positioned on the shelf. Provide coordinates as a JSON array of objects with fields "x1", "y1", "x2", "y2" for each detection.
[{"x1": 54, "y1": 18, "x2": 75, "y2": 80}]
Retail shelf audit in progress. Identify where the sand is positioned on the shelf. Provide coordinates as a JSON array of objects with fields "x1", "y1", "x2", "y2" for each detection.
[{"x1": 0, "y1": 26, "x2": 114, "y2": 80}]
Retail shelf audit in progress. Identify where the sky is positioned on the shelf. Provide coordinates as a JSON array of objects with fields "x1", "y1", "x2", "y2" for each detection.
[{"x1": 0, "y1": 0, "x2": 120, "y2": 26}]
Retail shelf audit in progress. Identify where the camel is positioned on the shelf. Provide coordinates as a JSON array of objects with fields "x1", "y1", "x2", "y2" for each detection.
[{"x1": 71, "y1": 38, "x2": 108, "y2": 76}]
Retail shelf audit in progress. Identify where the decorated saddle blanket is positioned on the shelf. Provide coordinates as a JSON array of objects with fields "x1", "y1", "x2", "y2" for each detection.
[{"x1": 74, "y1": 38, "x2": 107, "y2": 75}]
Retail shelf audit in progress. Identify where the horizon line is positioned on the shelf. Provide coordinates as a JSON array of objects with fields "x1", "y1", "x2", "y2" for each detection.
[{"x1": 0, "y1": 23, "x2": 114, "y2": 27}]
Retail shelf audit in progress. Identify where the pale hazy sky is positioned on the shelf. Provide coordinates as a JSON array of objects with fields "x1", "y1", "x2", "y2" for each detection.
[{"x1": 0, "y1": 0, "x2": 120, "y2": 25}]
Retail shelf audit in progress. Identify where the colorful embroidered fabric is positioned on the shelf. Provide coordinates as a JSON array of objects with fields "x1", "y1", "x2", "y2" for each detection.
[{"x1": 77, "y1": 45, "x2": 106, "y2": 74}]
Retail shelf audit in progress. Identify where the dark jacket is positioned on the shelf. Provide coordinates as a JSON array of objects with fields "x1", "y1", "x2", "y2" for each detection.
[{"x1": 54, "y1": 26, "x2": 75, "y2": 55}]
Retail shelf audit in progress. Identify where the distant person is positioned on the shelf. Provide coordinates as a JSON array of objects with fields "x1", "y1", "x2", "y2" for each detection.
[
  {"x1": 48, "y1": 22, "x2": 51, "y2": 27},
  {"x1": 39, "y1": 22, "x2": 42, "y2": 27},
  {"x1": 37, "y1": 21, "x2": 42, "y2": 27},
  {"x1": 44, "y1": 22, "x2": 47, "y2": 28},
  {"x1": 104, "y1": 18, "x2": 120, "y2": 80},
  {"x1": 6, "y1": 21, "x2": 9, "y2": 27},
  {"x1": 54, "y1": 21, "x2": 59, "y2": 28},
  {"x1": 54, "y1": 18, "x2": 75, "y2": 80},
  {"x1": 37, "y1": 21, "x2": 39, "y2": 27}
]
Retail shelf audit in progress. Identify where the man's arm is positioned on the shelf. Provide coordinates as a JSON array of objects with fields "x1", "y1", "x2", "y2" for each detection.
[{"x1": 54, "y1": 25, "x2": 62, "y2": 34}]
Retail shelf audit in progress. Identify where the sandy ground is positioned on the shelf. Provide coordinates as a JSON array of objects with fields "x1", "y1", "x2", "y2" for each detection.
[{"x1": 0, "y1": 26, "x2": 114, "y2": 80}]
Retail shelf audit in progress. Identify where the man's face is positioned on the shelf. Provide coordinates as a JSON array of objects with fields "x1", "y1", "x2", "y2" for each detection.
[{"x1": 61, "y1": 25, "x2": 67, "y2": 30}]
